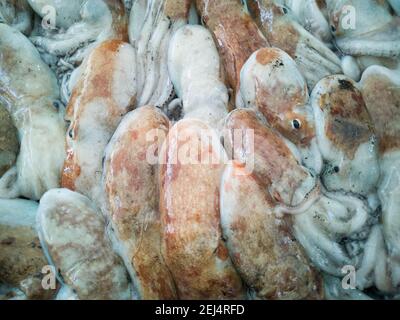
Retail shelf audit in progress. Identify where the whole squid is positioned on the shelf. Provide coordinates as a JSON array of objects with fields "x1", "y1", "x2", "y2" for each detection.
[
  {"x1": 0, "y1": 23, "x2": 65, "y2": 200},
  {"x1": 359, "y1": 66, "x2": 400, "y2": 291},
  {"x1": 37, "y1": 188, "x2": 132, "y2": 300},
  {"x1": 220, "y1": 160, "x2": 324, "y2": 299},
  {"x1": 223, "y1": 108, "x2": 371, "y2": 285},
  {"x1": 61, "y1": 39, "x2": 137, "y2": 207},
  {"x1": 103, "y1": 106, "x2": 177, "y2": 299}
]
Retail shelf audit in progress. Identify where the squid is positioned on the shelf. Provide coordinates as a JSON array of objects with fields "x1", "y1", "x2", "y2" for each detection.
[
  {"x1": 238, "y1": 47, "x2": 321, "y2": 173},
  {"x1": 311, "y1": 75, "x2": 380, "y2": 198},
  {"x1": 220, "y1": 160, "x2": 324, "y2": 299},
  {"x1": 223, "y1": 109, "x2": 317, "y2": 209},
  {"x1": 167, "y1": 25, "x2": 229, "y2": 128},
  {"x1": 223, "y1": 108, "x2": 371, "y2": 280},
  {"x1": 0, "y1": 199, "x2": 57, "y2": 300},
  {"x1": 195, "y1": 0, "x2": 269, "y2": 99},
  {"x1": 37, "y1": 188, "x2": 133, "y2": 300},
  {"x1": 159, "y1": 119, "x2": 245, "y2": 299},
  {"x1": 129, "y1": 0, "x2": 191, "y2": 109},
  {"x1": 0, "y1": 23, "x2": 66, "y2": 201},
  {"x1": 239, "y1": 47, "x2": 380, "y2": 198},
  {"x1": 61, "y1": 39, "x2": 137, "y2": 207},
  {"x1": 359, "y1": 66, "x2": 400, "y2": 291},
  {"x1": 247, "y1": 0, "x2": 342, "y2": 89},
  {"x1": 103, "y1": 106, "x2": 176, "y2": 299}
]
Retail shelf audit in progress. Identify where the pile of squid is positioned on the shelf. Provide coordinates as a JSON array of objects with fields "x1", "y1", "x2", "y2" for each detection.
[{"x1": 1, "y1": 0, "x2": 400, "y2": 300}]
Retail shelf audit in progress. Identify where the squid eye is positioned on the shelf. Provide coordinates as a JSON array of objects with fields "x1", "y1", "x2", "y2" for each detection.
[
  {"x1": 334, "y1": 166, "x2": 340, "y2": 173},
  {"x1": 68, "y1": 127, "x2": 74, "y2": 139},
  {"x1": 282, "y1": 7, "x2": 288, "y2": 14},
  {"x1": 331, "y1": 25, "x2": 337, "y2": 33},
  {"x1": 292, "y1": 119, "x2": 302, "y2": 130}
]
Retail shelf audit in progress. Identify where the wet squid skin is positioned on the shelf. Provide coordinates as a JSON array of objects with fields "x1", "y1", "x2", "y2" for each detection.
[
  {"x1": 168, "y1": 24, "x2": 229, "y2": 129},
  {"x1": 0, "y1": 23, "x2": 66, "y2": 201},
  {"x1": 247, "y1": 0, "x2": 342, "y2": 89},
  {"x1": 0, "y1": 199, "x2": 58, "y2": 300},
  {"x1": 239, "y1": 47, "x2": 380, "y2": 197},
  {"x1": 238, "y1": 47, "x2": 320, "y2": 172},
  {"x1": 220, "y1": 161, "x2": 324, "y2": 300},
  {"x1": 61, "y1": 39, "x2": 137, "y2": 206},
  {"x1": 129, "y1": 0, "x2": 191, "y2": 108},
  {"x1": 236, "y1": 48, "x2": 384, "y2": 290},
  {"x1": 0, "y1": 105, "x2": 18, "y2": 178},
  {"x1": 311, "y1": 75, "x2": 380, "y2": 197},
  {"x1": 195, "y1": 0, "x2": 269, "y2": 98},
  {"x1": 159, "y1": 119, "x2": 245, "y2": 300},
  {"x1": 37, "y1": 188, "x2": 132, "y2": 300},
  {"x1": 358, "y1": 66, "x2": 400, "y2": 289},
  {"x1": 222, "y1": 109, "x2": 372, "y2": 291},
  {"x1": 103, "y1": 106, "x2": 177, "y2": 300},
  {"x1": 223, "y1": 109, "x2": 316, "y2": 208}
]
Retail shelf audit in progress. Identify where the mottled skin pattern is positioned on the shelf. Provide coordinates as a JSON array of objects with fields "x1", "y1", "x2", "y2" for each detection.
[
  {"x1": 315, "y1": 77, "x2": 375, "y2": 159},
  {"x1": 159, "y1": 119, "x2": 245, "y2": 299},
  {"x1": 164, "y1": 0, "x2": 192, "y2": 19},
  {"x1": 312, "y1": 75, "x2": 380, "y2": 196},
  {"x1": 0, "y1": 23, "x2": 66, "y2": 200},
  {"x1": 0, "y1": 199, "x2": 57, "y2": 300},
  {"x1": 38, "y1": 189, "x2": 132, "y2": 300},
  {"x1": 103, "y1": 106, "x2": 177, "y2": 299},
  {"x1": 240, "y1": 48, "x2": 315, "y2": 149},
  {"x1": 223, "y1": 109, "x2": 311, "y2": 206},
  {"x1": 0, "y1": 105, "x2": 18, "y2": 177},
  {"x1": 221, "y1": 161, "x2": 324, "y2": 299},
  {"x1": 0, "y1": 225, "x2": 44, "y2": 286},
  {"x1": 359, "y1": 67, "x2": 400, "y2": 288},
  {"x1": 62, "y1": 39, "x2": 137, "y2": 204},
  {"x1": 195, "y1": 0, "x2": 269, "y2": 95},
  {"x1": 360, "y1": 70, "x2": 400, "y2": 154}
]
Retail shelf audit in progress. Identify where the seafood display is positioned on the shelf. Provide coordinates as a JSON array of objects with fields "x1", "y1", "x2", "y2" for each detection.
[{"x1": 1, "y1": 0, "x2": 400, "y2": 301}]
